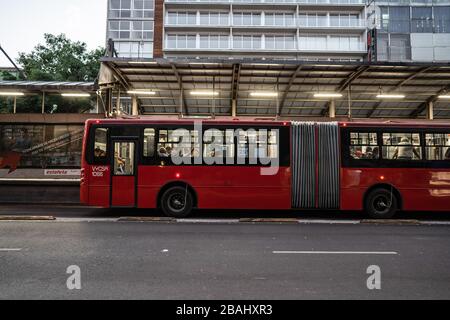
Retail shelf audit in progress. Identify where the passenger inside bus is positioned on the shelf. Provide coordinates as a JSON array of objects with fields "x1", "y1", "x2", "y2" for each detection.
[
  {"x1": 392, "y1": 137, "x2": 421, "y2": 160},
  {"x1": 114, "y1": 152, "x2": 126, "y2": 175},
  {"x1": 350, "y1": 146, "x2": 379, "y2": 160},
  {"x1": 158, "y1": 147, "x2": 168, "y2": 157},
  {"x1": 94, "y1": 147, "x2": 107, "y2": 158}
]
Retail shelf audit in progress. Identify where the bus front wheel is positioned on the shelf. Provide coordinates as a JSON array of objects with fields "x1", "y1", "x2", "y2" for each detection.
[
  {"x1": 161, "y1": 186, "x2": 194, "y2": 218},
  {"x1": 364, "y1": 188, "x2": 398, "y2": 219}
]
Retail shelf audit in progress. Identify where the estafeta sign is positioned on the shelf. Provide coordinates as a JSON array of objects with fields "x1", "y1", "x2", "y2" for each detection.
[{"x1": 44, "y1": 169, "x2": 81, "y2": 176}]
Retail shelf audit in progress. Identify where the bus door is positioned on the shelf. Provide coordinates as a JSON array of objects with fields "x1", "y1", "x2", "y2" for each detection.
[{"x1": 110, "y1": 139, "x2": 138, "y2": 207}]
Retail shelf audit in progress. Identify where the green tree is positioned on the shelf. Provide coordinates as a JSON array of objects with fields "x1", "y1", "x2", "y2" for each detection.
[
  {"x1": 18, "y1": 34, "x2": 104, "y2": 82},
  {"x1": 0, "y1": 71, "x2": 18, "y2": 81},
  {"x1": 15, "y1": 34, "x2": 104, "y2": 113}
]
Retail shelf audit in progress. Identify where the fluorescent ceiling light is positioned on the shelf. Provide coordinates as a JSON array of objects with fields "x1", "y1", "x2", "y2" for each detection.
[
  {"x1": 61, "y1": 93, "x2": 91, "y2": 97},
  {"x1": 376, "y1": 94, "x2": 405, "y2": 99},
  {"x1": 190, "y1": 91, "x2": 219, "y2": 96},
  {"x1": 250, "y1": 92, "x2": 279, "y2": 98},
  {"x1": 127, "y1": 90, "x2": 156, "y2": 95},
  {"x1": 129, "y1": 61, "x2": 157, "y2": 65},
  {"x1": 438, "y1": 95, "x2": 450, "y2": 99},
  {"x1": 314, "y1": 93, "x2": 343, "y2": 98},
  {"x1": 0, "y1": 92, "x2": 24, "y2": 96}
]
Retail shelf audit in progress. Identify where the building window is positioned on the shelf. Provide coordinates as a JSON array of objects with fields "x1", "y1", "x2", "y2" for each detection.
[
  {"x1": 132, "y1": 21, "x2": 154, "y2": 40},
  {"x1": 233, "y1": 12, "x2": 261, "y2": 26},
  {"x1": 329, "y1": 36, "x2": 361, "y2": 51},
  {"x1": 115, "y1": 42, "x2": 153, "y2": 58},
  {"x1": 265, "y1": 35, "x2": 296, "y2": 50},
  {"x1": 425, "y1": 133, "x2": 450, "y2": 160},
  {"x1": 382, "y1": 133, "x2": 422, "y2": 161},
  {"x1": 299, "y1": 35, "x2": 327, "y2": 50},
  {"x1": 411, "y1": 7, "x2": 433, "y2": 33},
  {"x1": 233, "y1": 35, "x2": 262, "y2": 50},
  {"x1": 109, "y1": 0, "x2": 153, "y2": 19},
  {"x1": 200, "y1": 11, "x2": 229, "y2": 25},
  {"x1": 200, "y1": 34, "x2": 229, "y2": 49},
  {"x1": 389, "y1": 34, "x2": 411, "y2": 61},
  {"x1": 434, "y1": 6, "x2": 450, "y2": 33},
  {"x1": 388, "y1": 7, "x2": 410, "y2": 33},
  {"x1": 167, "y1": 11, "x2": 197, "y2": 25},
  {"x1": 166, "y1": 34, "x2": 197, "y2": 49},
  {"x1": 265, "y1": 12, "x2": 295, "y2": 27},
  {"x1": 330, "y1": 14, "x2": 360, "y2": 27}
]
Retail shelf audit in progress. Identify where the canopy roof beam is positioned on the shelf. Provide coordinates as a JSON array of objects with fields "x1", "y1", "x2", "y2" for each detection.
[{"x1": 278, "y1": 65, "x2": 303, "y2": 116}]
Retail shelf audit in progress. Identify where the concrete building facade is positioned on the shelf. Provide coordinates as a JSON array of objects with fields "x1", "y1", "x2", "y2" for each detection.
[
  {"x1": 368, "y1": 0, "x2": 450, "y2": 62},
  {"x1": 106, "y1": 0, "x2": 155, "y2": 58},
  {"x1": 163, "y1": 0, "x2": 368, "y2": 61},
  {"x1": 106, "y1": 0, "x2": 450, "y2": 62}
]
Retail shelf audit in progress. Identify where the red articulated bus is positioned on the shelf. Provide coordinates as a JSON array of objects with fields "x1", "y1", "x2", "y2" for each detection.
[{"x1": 80, "y1": 118, "x2": 450, "y2": 219}]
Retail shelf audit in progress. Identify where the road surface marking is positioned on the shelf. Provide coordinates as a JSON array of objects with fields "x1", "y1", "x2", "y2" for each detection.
[
  {"x1": 0, "y1": 248, "x2": 22, "y2": 252},
  {"x1": 273, "y1": 251, "x2": 398, "y2": 255}
]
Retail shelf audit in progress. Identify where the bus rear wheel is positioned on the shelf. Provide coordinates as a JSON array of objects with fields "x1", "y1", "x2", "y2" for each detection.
[
  {"x1": 161, "y1": 186, "x2": 194, "y2": 218},
  {"x1": 364, "y1": 188, "x2": 398, "y2": 219}
]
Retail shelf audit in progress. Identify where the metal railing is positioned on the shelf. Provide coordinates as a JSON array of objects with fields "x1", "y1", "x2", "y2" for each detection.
[{"x1": 377, "y1": 19, "x2": 450, "y2": 34}]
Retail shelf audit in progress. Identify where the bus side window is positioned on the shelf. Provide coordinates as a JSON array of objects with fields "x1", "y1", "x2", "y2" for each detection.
[
  {"x1": 425, "y1": 133, "x2": 450, "y2": 160},
  {"x1": 382, "y1": 132, "x2": 422, "y2": 160},
  {"x1": 349, "y1": 132, "x2": 379, "y2": 160},
  {"x1": 94, "y1": 128, "x2": 108, "y2": 159},
  {"x1": 143, "y1": 128, "x2": 155, "y2": 158}
]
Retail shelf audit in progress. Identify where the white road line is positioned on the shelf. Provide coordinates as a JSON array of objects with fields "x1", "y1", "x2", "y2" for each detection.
[
  {"x1": 0, "y1": 248, "x2": 22, "y2": 252},
  {"x1": 273, "y1": 251, "x2": 398, "y2": 255}
]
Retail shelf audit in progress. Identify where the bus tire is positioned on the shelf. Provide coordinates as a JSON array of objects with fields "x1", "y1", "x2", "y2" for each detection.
[
  {"x1": 161, "y1": 186, "x2": 194, "y2": 218},
  {"x1": 364, "y1": 188, "x2": 398, "y2": 219}
]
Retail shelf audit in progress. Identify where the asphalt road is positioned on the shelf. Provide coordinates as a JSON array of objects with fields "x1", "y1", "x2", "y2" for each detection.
[
  {"x1": 1, "y1": 219, "x2": 449, "y2": 300},
  {"x1": 2, "y1": 204, "x2": 450, "y2": 221}
]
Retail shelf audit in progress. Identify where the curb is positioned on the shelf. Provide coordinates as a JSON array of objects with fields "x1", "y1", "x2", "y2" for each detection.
[
  {"x1": 0, "y1": 216, "x2": 56, "y2": 221},
  {"x1": 239, "y1": 218, "x2": 299, "y2": 224},
  {"x1": 361, "y1": 219, "x2": 421, "y2": 226},
  {"x1": 1, "y1": 216, "x2": 449, "y2": 226}
]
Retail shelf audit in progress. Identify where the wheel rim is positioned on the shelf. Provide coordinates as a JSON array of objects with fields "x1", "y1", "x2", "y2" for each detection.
[
  {"x1": 167, "y1": 192, "x2": 186, "y2": 213},
  {"x1": 372, "y1": 194, "x2": 392, "y2": 215}
]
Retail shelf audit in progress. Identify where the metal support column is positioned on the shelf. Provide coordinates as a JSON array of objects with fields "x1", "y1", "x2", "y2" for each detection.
[
  {"x1": 132, "y1": 96, "x2": 139, "y2": 116},
  {"x1": 329, "y1": 100, "x2": 336, "y2": 118},
  {"x1": 427, "y1": 101, "x2": 434, "y2": 120},
  {"x1": 41, "y1": 92, "x2": 45, "y2": 114},
  {"x1": 13, "y1": 96, "x2": 17, "y2": 114}
]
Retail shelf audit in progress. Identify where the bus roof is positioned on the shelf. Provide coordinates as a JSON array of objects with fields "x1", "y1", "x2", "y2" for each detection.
[{"x1": 86, "y1": 117, "x2": 450, "y2": 128}]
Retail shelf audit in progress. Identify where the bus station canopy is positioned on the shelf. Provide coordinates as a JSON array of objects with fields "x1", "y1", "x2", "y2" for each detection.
[
  {"x1": 0, "y1": 80, "x2": 96, "y2": 93},
  {"x1": 100, "y1": 58, "x2": 450, "y2": 119}
]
